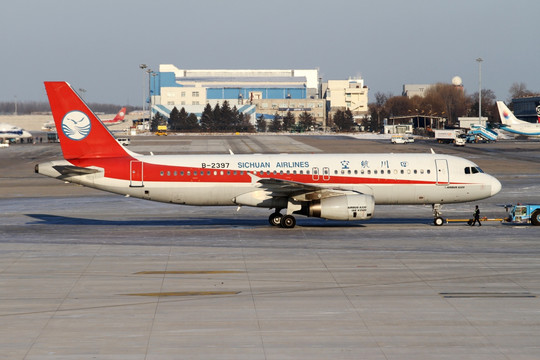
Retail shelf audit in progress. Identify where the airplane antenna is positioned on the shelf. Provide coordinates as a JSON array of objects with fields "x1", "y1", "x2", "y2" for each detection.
[
  {"x1": 229, "y1": 149, "x2": 234, "y2": 155},
  {"x1": 430, "y1": 148, "x2": 436, "y2": 154}
]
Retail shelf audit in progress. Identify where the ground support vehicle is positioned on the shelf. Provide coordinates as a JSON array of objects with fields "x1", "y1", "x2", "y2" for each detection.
[
  {"x1": 434, "y1": 129, "x2": 465, "y2": 145},
  {"x1": 504, "y1": 204, "x2": 540, "y2": 225}
]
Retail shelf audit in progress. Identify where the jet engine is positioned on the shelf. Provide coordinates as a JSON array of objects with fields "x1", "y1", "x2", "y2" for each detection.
[{"x1": 297, "y1": 193, "x2": 375, "y2": 221}]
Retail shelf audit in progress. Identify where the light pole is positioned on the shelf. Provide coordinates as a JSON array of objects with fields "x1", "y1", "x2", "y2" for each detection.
[
  {"x1": 139, "y1": 64, "x2": 147, "y2": 117},
  {"x1": 476, "y1": 57, "x2": 483, "y2": 123},
  {"x1": 146, "y1": 68, "x2": 153, "y2": 120}
]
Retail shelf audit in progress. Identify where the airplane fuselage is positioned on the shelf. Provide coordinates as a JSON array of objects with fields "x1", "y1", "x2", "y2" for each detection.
[{"x1": 38, "y1": 152, "x2": 500, "y2": 207}]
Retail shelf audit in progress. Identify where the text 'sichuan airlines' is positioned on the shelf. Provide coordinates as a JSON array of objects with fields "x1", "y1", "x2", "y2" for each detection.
[{"x1": 36, "y1": 82, "x2": 502, "y2": 228}]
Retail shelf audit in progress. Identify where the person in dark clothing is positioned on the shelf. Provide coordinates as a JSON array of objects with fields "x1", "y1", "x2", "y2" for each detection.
[{"x1": 470, "y1": 205, "x2": 481, "y2": 226}]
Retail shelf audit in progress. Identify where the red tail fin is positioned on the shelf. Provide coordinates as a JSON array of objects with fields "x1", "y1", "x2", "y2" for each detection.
[
  {"x1": 113, "y1": 107, "x2": 127, "y2": 122},
  {"x1": 44, "y1": 82, "x2": 128, "y2": 160}
]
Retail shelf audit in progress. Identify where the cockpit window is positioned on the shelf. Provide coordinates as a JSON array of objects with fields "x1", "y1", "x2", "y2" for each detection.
[{"x1": 465, "y1": 166, "x2": 484, "y2": 174}]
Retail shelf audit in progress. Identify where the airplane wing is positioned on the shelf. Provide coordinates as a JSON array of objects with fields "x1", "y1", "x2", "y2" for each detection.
[{"x1": 253, "y1": 174, "x2": 366, "y2": 201}]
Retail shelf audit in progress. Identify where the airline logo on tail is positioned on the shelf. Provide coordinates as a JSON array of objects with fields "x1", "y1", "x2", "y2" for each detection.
[
  {"x1": 496, "y1": 100, "x2": 540, "y2": 137},
  {"x1": 103, "y1": 107, "x2": 127, "y2": 124},
  {"x1": 62, "y1": 111, "x2": 91, "y2": 140}
]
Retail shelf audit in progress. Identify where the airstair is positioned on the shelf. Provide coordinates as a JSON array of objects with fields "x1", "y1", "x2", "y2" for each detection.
[{"x1": 467, "y1": 125, "x2": 498, "y2": 142}]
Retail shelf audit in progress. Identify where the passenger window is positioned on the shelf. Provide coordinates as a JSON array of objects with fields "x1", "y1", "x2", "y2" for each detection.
[
  {"x1": 167, "y1": 171, "x2": 171, "y2": 176},
  {"x1": 194, "y1": 171, "x2": 197, "y2": 176},
  {"x1": 427, "y1": 170, "x2": 431, "y2": 174},
  {"x1": 180, "y1": 171, "x2": 184, "y2": 176},
  {"x1": 174, "y1": 171, "x2": 177, "y2": 176},
  {"x1": 187, "y1": 171, "x2": 191, "y2": 176},
  {"x1": 374, "y1": 170, "x2": 378, "y2": 174},
  {"x1": 160, "y1": 171, "x2": 164, "y2": 176},
  {"x1": 367, "y1": 170, "x2": 371, "y2": 175}
]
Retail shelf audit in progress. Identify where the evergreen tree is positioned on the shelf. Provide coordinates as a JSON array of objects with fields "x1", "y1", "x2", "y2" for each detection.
[
  {"x1": 231, "y1": 105, "x2": 241, "y2": 131},
  {"x1": 256, "y1": 114, "x2": 267, "y2": 132},
  {"x1": 212, "y1": 103, "x2": 222, "y2": 131},
  {"x1": 220, "y1": 100, "x2": 233, "y2": 131},
  {"x1": 168, "y1": 107, "x2": 181, "y2": 131},
  {"x1": 177, "y1": 107, "x2": 188, "y2": 131},
  {"x1": 333, "y1": 109, "x2": 355, "y2": 132},
  {"x1": 282, "y1": 111, "x2": 295, "y2": 132},
  {"x1": 298, "y1": 111, "x2": 315, "y2": 131},
  {"x1": 151, "y1": 112, "x2": 164, "y2": 132},
  {"x1": 200, "y1": 103, "x2": 214, "y2": 132},
  {"x1": 186, "y1": 113, "x2": 200, "y2": 131},
  {"x1": 269, "y1": 112, "x2": 282, "y2": 132}
]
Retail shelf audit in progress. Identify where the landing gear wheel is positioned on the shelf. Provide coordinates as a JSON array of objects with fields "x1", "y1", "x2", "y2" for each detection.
[
  {"x1": 434, "y1": 216, "x2": 445, "y2": 226},
  {"x1": 531, "y1": 210, "x2": 540, "y2": 226},
  {"x1": 269, "y1": 212, "x2": 283, "y2": 227},
  {"x1": 280, "y1": 215, "x2": 296, "y2": 229}
]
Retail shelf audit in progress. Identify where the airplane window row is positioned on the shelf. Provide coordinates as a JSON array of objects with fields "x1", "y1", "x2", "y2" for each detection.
[
  {"x1": 334, "y1": 169, "x2": 431, "y2": 175},
  {"x1": 159, "y1": 168, "x2": 432, "y2": 177},
  {"x1": 464, "y1": 167, "x2": 484, "y2": 174},
  {"x1": 159, "y1": 169, "x2": 313, "y2": 177}
]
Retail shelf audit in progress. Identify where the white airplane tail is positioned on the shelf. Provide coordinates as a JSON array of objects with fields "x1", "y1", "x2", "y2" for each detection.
[{"x1": 497, "y1": 101, "x2": 529, "y2": 126}]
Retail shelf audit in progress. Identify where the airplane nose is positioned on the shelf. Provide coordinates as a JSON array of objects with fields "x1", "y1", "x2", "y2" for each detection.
[{"x1": 490, "y1": 176, "x2": 502, "y2": 196}]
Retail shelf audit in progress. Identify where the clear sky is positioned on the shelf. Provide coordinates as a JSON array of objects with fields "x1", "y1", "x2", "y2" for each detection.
[{"x1": 1, "y1": 0, "x2": 539, "y2": 106}]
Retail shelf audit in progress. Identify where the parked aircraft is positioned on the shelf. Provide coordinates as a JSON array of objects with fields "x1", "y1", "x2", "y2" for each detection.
[
  {"x1": 102, "y1": 107, "x2": 127, "y2": 124},
  {"x1": 42, "y1": 107, "x2": 126, "y2": 131},
  {"x1": 36, "y1": 82, "x2": 502, "y2": 228},
  {"x1": 496, "y1": 101, "x2": 540, "y2": 137},
  {"x1": 0, "y1": 123, "x2": 32, "y2": 142}
]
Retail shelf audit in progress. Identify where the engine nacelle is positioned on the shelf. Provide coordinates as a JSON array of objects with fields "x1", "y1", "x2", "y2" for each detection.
[{"x1": 299, "y1": 194, "x2": 375, "y2": 221}]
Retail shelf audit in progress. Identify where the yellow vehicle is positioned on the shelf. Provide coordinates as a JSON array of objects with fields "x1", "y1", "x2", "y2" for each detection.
[{"x1": 155, "y1": 125, "x2": 167, "y2": 136}]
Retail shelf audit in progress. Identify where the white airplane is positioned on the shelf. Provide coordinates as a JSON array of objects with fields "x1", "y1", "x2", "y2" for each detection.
[
  {"x1": 36, "y1": 82, "x2": 502, "y2": 228},
  {"x1": 0, "y1": 123, "x2": 32, "y2": 142},
  {"x1": 496, "y1": 101, "x2": 540, "y2": 137}
]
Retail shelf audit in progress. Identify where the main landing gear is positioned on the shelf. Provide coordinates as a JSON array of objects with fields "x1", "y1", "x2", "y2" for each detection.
[
  {"x1": 432, "y1": 204, "x2": 445, "y2": 226},
  {"x1": 268, "y1": 211, "x2": 296, "y2": 229}
]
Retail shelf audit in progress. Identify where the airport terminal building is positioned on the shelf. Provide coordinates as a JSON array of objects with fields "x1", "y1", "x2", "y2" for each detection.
[{"x1": 149, "y1": 64, "x2": 369, "y2": 129}]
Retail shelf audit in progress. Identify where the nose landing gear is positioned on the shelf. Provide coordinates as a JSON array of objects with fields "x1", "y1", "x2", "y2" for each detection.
[{"x1": 433, "y1": 204, "x2": 445, "y2": 226}]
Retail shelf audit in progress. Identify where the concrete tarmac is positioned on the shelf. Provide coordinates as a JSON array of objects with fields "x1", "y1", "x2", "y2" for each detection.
[{"x1": 1, "y1": 135, "x2": 540, "y2": 359}]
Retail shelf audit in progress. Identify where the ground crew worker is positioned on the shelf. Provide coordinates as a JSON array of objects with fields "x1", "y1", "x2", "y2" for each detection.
[{"x1": 470, "y1": 205, "x2": 481, "y2": 226}]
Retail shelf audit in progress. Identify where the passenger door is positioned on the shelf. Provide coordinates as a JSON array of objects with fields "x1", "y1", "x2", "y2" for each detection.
[{"x1": 435, "y1": 159, "x2": 449, "y2": 185}]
